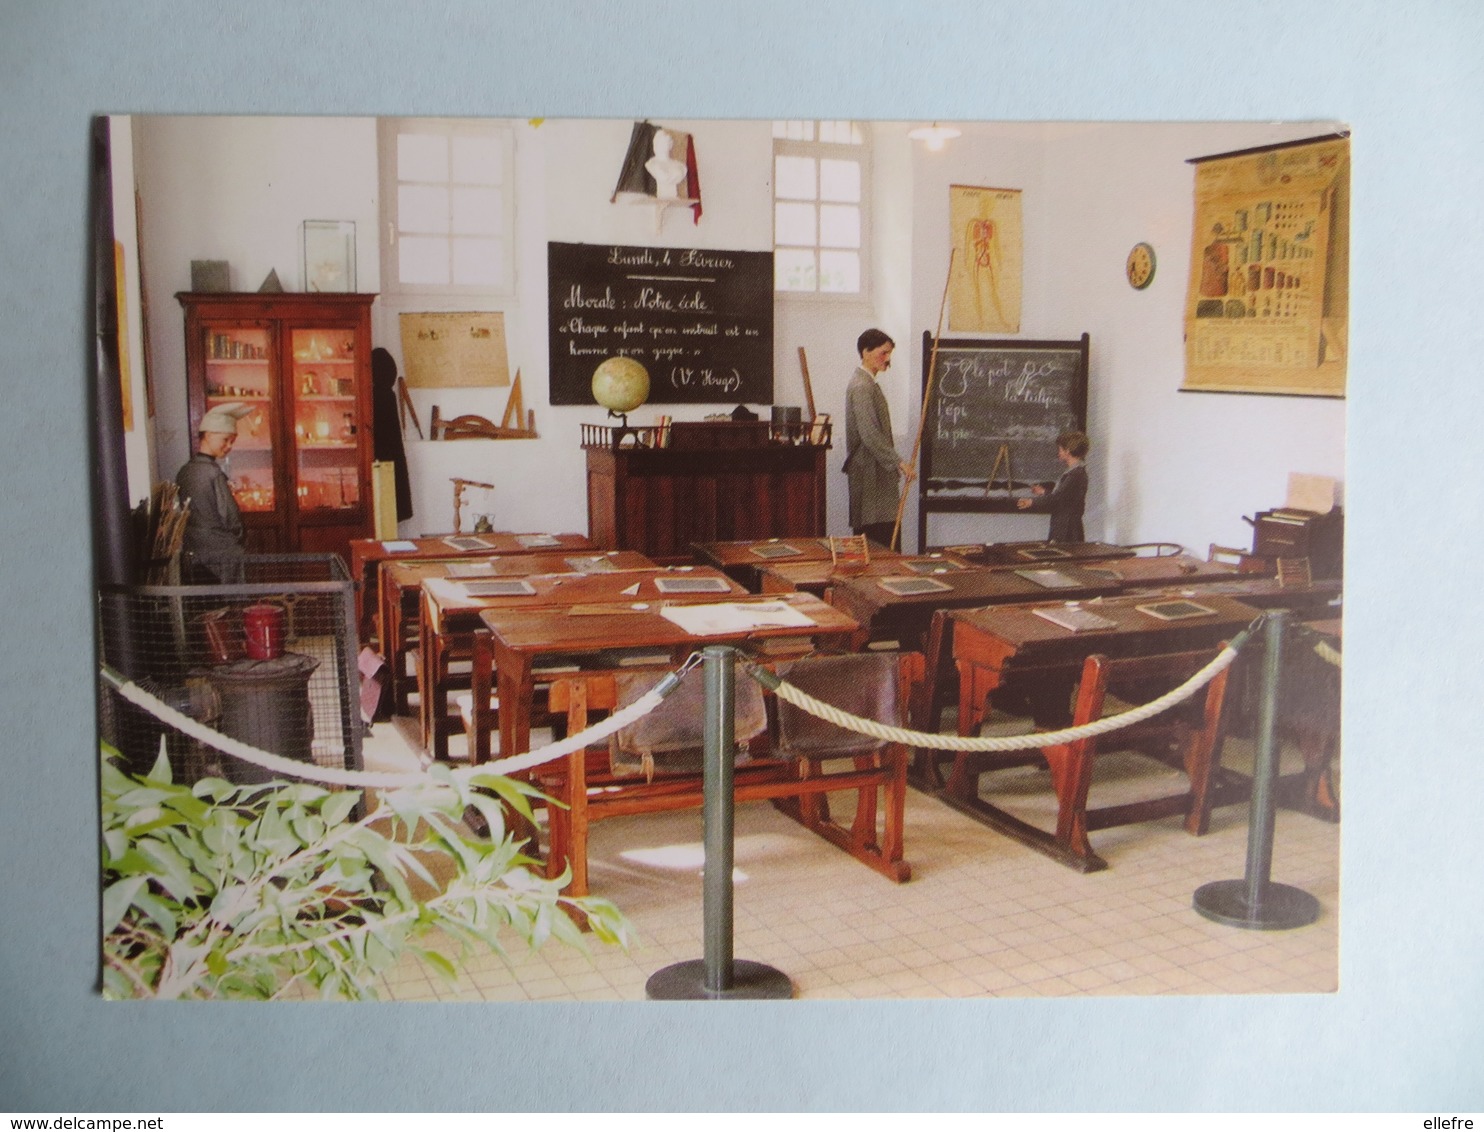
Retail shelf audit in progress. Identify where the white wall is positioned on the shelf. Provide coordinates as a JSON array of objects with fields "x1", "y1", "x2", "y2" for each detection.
[
  {"x1": 134, "y1": 115, "x2": 1346, "y2": 552},
  {"x1": 906, "y1": 123, "x2": 1053, "y2": 547},
  {"x1": 1049, "y1": 121, "x2": 1346, "y2": 553},
  {"x1": 771, "y1": 121, "x2": 915, "y2": 538},
  {"x1": 136, "y1": 116, "x2": 381, "y2": 488},
  {"x1": 390, "y1": 117, "x2": 780, "y2": 536},
  {"x1": 906, "y1": 120, "x2": 1346, "y2": 552}
]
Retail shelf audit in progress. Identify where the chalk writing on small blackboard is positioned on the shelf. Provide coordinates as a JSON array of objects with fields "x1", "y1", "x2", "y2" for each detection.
[
  {"x1": 922, "y1": 333, "x2": 1089, "y2": 487},
  {"x1": 917, "y1": 332, "x2": 1089, "y2": 549}
]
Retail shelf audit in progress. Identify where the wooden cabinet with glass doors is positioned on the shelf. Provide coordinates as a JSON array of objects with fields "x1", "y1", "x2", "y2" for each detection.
[{"x1": 178, "y1": 292, "x2": 378, "y2": 566}]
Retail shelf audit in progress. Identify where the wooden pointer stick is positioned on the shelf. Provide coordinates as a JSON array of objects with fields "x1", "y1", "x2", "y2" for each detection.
[
  {"x1": 892, "y1": 248, "x2": 956, "y2": 552},
  {"x1": 797, "y1": 347, "x2": 817, "y2": 421}
]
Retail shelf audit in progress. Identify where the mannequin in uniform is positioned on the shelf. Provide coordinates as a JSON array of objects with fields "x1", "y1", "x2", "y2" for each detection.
[
  {"x1": 843, "y1": 328, "x2": 914, "y2": 549},
  {"x1": 176, "y1": 402, "x2": 253, "y2": 583},
  {"x1": 1016, "y1": 429, "x2": 1090, "y2": 542}
]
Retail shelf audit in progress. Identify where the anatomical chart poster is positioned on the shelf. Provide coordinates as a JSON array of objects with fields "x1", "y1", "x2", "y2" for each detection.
[
  {"x1": 1182, "y1": 134, "x2": 1349, "y2": 397},
  {"x1": 948, "y1": 184, "x2": 1022, "y2": 334}
]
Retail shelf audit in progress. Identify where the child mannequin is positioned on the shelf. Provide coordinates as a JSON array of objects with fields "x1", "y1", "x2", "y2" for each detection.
[{"x1": 1016, "y1": 429, "x2": 1089, "y2": 542}]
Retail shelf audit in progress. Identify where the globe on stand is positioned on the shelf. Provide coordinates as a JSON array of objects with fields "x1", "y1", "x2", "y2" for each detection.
[{"x1": 592, "y1": 356, "x2": 650, "y2": 447}]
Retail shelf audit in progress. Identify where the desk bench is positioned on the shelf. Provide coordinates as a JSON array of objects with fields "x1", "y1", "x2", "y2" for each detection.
[{"x1": 536, "y1": 650, "x2": 924, "y2": 896}]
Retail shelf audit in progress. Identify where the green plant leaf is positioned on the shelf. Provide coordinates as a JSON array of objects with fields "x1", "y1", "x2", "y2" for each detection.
[
  {"x1": 411, "y1": 945, "x2": 458, "y2": 983},
  {"x1": 149, "y1": 742, "x2": 173, "y2": 784},
  {"x1": 137, "y1": 838, "x2": 199, "y2": 902},
  {"x1": 101, "y1": 876, "x2": 147, "y2": 935},
  {"x1": 320, "y1": 790, "x2": 361, "y2": 828},
  {"x1": 99, "y1": 739, "x2": 633, "y2": 1002},
  {"x1": 345, "y1": 828, "x2": 414, "y2": 906},
  {"x1": 473, "y1": 776, "x2": 538, "y2": 822},
  {"x1": 131, "y1": 889, "x2": 179, "y2": 940}
]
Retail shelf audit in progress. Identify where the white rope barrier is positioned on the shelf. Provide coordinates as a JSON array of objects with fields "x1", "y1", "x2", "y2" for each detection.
[
  {"x1": 101, "y1": 666, "x2": 670, "y2": 790},
  {"x1": 751, "y1": 642, "x2": 1242, "y2": 753},
  {"x1": 104, "y1": 617, "x2": 1255, "y2": 789}
]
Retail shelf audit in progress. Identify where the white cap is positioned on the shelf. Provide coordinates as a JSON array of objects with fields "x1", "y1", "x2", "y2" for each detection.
[{"x1": 200, "y1": 402, "x2": 254, "y2": 434}]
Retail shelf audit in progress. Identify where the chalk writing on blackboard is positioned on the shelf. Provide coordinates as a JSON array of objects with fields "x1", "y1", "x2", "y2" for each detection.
[
  {"x1": 547, "y1": 242, "x2": 774, "y2": 406},
  {"x1": 921, "y1": 334, "x2": 1089, "y2": 488},
  {"x1": 916, "y1": 333, "x2": 1090, "y2": 550}
]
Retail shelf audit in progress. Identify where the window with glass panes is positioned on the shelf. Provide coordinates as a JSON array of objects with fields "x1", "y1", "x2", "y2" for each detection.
[
  {"x1": 380, "y1": 119, "x2": 514, "y2": 294},
  {"x1": 772, "y1": 120, "x2": 867, "y2": 295}
]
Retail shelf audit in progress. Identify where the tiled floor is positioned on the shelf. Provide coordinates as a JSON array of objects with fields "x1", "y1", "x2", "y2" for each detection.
[{"x1": 360, "y1": 713, "x2": 1340, "y2": 1002}]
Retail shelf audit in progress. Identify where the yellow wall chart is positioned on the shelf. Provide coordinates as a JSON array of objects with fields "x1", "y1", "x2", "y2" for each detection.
[
  {"x1": 399, "y1": 311, "x2": 511, "y2": 388},
  {"x1": 1182, "y1": 135, "x2": 1349, "y2": 397},
  {"x1": 949, "y1": 185, "x2": 1022, "y2": 334}
]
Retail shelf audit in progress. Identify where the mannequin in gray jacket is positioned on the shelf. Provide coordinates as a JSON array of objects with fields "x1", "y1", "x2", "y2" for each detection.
[
  {"x1": 843, "y1": 328, "x2": 914, "y2": 549},
  {"x1": 176, "y1": 402, "x2": 252, "y2": 583},
  {"x1": 1016, "y1": 429, "x2": 1090, "y2": 542}
]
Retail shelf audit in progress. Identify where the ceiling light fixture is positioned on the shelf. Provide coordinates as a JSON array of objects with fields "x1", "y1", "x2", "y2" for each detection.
[{"x1": 908, "y1": 122, "x2": 962, "y2": 151}]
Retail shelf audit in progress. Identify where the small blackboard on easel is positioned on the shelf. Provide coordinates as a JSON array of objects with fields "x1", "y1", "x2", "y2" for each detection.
[{"x1": 917, "y1": 332, "x2": 1088, "y2": 550}]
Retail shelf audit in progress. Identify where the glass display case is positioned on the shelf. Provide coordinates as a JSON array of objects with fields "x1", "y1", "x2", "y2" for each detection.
[{"x1": 180, "y1": 292, "x2": 377, "y2": 565}]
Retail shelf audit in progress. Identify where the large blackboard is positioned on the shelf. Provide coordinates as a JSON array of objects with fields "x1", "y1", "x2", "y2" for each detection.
[
  {"x1": 547, "y1": 241, "x2": 774, "y2": 406},
  {"x1": 920, "y1": 332, "x2": 1089, "y2": 488}
]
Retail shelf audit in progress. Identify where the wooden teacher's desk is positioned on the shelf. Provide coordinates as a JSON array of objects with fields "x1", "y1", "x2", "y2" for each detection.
[
  {"x1": 379, "y1": 550, "x2": 655, "y2": 713},
  {"x1": 583, "y1": 421, "x2": 831, "y2": 564},
  {"x1": 417, "y1": 565, "x2": 745, "y2": 759},
  {"x1": 692, "y1": 537, "x2": 899, "y2": 591},
  {"x1": 469, "y1": 591, "x2": 859, "y2": 764},
  {"x1": 349, "y1": 532, "x2": 596, "y2": 642}
]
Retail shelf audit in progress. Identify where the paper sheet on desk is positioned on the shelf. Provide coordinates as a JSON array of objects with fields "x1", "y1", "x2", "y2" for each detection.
[
  {"x1": 424, "y1": 576, "x2": 535, "y2": 602},
  {"x1": 422, "y1": 578, "x2": 466, "y2": 604},
  {"x1": 660, "y1": 601, "x2": 817, "y2": 635}
]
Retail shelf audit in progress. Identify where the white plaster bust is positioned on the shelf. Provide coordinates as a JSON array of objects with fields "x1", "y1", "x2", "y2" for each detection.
[{"x1": 645, "y1": 130, "x2": 687, "y2": 199}]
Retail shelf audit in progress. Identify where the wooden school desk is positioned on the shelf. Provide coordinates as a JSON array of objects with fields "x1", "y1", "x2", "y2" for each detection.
[
  {"x1": 842, "y1": 554, "x2": 1293, "y2": 731},
  {"x1": 692, "y1": 536, "x2": 899, "y2": 591},
  {"x1": 417, "y1": 565, "x2": 746, "y2": 760},
  {"x1": 911, "y1": 570, "x2": 1342, "y2": 773},
  {"x1": 468, "y1": 591, "x2": 860, "y2": 764},
  {"x1": 940, "y1": 592, "x2": 1351, "y2": 862},
  {"x1": 348, "y1": 532, "x2": 596, "y2": 642},
  {"x1": 935, "y1": 540, "x2": 1138, "y2": 568},
  {"x1": 1277, "y1": 617, "x2": 1342, "y2": 821},
  {"x1": 755, "y1": 550, "x2": 976, "y2": 597},
  {"x1": 831, "y1": 552, "x2": 1236, "y2": 673},
  {"x1": 379, "y1": 550, "x2": 656, "y2": 713},
  {"x1": 948, "y1": 591, "x2": 1262, "y2": 739},
  {"x1": 1159, "y1": 575, "x2": 1342, "y2": 616}
]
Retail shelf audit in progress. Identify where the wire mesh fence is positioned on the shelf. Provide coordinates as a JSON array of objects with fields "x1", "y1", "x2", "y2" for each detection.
[{"x1": 97, "y1": 554, "x2": 363, "y2": 784}]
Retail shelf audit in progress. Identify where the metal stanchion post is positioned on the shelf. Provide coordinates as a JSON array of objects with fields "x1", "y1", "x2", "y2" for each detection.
[
  {"x1": 1194, "y1": 609, "x2": 1321, "y2": 930},
  {"x1": 646, "y1": 646, "x2": 793, "y2": 999},
  {"x1": 702, "y1": 641, "x2": 736, "y2": 992}
]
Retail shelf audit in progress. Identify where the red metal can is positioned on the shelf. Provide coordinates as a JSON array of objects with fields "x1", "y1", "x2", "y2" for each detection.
[{"x1": 242, "y1": 603, "x2": 286, "y2": 661}]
